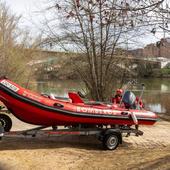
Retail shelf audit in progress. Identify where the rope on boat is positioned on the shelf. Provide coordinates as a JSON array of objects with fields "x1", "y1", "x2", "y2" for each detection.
[{"x1": 130, "y1": 112, "x2": 138, "y2": 125}]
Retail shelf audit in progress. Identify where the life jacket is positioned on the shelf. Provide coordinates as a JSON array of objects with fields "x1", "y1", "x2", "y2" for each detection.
[{"x1": 112, "y1": 94, "x2": 122, "y2": 104}]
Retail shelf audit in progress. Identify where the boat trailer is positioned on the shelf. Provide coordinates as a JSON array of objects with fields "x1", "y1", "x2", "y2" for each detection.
[
  {"x1": 0, "y1": 123, "x2": 143, "y2": 150},
  {"x1": 0, "y1": 108, "x2": 144, "y2": 150}
]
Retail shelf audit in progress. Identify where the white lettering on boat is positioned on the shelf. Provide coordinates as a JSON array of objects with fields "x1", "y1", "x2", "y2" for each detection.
[
  {"x1": 76, "y1": 106, "x2": 121, "y2": 115},
  {"x1": 0, "y1": 80, "x2": 19, "y2": 92},
  {"x1": 22, "y1": 91, "x2": 42, "y2": 102}
]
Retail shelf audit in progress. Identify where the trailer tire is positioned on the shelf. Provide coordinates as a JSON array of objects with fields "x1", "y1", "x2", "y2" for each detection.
[
  {"x1": 103, "y1": 133, "x2": 120, "y2": 150},
  {"x1": 0, "y1": 114, "x2": 12, "y2": 132}
]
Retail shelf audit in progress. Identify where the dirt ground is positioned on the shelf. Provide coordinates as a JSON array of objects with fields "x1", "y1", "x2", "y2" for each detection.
[{"x1": 0, "y1": 115, "x2": 170, "y2": 170}]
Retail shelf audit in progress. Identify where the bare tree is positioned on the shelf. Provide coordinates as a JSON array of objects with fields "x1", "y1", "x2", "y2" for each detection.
[
  {"x1": 43, "y1": 0, "x2": 169, "y2": 101},
  {"x1": 0, "y1": 2, "x2": 42, "y2": 83}
]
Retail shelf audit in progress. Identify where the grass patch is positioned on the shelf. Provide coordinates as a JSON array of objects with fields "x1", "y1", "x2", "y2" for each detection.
[{"x1": 161, "y1": 68, "x2": 170, "y2": 75}]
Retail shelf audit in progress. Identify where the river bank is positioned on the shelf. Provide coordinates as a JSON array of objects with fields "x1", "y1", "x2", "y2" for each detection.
[
  {"x1": 1, "y1": 143, "x2": 170, "y2": 170},
  {"x1": 0, "y1": 116, "x2": 170, "y2": 170}
]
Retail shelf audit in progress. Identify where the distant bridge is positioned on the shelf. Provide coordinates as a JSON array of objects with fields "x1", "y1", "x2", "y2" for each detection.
[
  {"x1": 28, "y1": 49, "x2": 170, "y2": 69},
  {"x1": 117, "y1": 56, "x2": 170, "y2": 69}
]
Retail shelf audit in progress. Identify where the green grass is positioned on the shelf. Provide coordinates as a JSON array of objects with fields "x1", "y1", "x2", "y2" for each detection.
[{"x1": 161, "y1": 68, "x2": 170, "y2": 75}]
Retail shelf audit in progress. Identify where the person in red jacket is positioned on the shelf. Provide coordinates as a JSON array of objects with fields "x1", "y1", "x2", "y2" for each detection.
[
  {"x1": 112, "y1": 89, "x2": 123, "y2": 104},
  {"x1": 135, "y1": 96, "x2": 144, "y2": 109}
]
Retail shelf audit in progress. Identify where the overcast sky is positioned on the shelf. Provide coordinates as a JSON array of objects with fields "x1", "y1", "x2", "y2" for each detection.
[
  {"x1": 5, "y1": 0, "x2": 44, "y2": 16},
  {"x1": 3, "y1": 0, "x2": 167, "y2": 49},
  {"x1": 4, "y1": 0, "x2": 46, "y2": 35}
]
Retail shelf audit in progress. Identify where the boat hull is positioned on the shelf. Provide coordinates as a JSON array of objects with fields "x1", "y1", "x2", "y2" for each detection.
[{"x1": 0, "y1": 78, "x2": 158, "y2": 126}]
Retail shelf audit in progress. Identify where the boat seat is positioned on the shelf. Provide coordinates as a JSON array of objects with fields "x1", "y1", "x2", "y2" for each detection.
[{"x1": 68, "y1": 92, "x2": 84, "y2": 103}]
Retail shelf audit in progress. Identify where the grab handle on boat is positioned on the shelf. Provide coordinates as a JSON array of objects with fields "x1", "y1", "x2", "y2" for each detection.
[
  {"x1": 130, "y1": 112, "x2": 138, "y2": 125},
  {"x1": 53, "y1": 103, "x2": 64, "y2": 108}
]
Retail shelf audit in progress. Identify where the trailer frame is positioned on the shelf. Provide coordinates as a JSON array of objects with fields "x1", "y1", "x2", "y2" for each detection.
[{"x1": 0, "y1": 124, "x2": 143, "y2": 150}]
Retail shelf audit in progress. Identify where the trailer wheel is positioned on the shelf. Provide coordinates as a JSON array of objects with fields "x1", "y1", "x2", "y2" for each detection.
[
  {"x1": 103, "y1": 133, "x2": 120, "y2": 150},
  {"x1": 0, "y1": 114, "x2": 12, "y2": 132}
]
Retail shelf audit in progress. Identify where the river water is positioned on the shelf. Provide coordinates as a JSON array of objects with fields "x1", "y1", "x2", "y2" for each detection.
[{"x1": 28, "y1": 78, "x2": 170, "y2": 117}]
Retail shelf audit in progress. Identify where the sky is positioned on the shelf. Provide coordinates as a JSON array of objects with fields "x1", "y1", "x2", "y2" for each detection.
[
  {"x1": 3, "y1": 0, "x2": 168, "y2": 49},
  {"x1": 5, "y1": 0, "x2": 44, "y2": 16},
  {"x1": 4, "y1": 0, "x2": 47, "y2": 35}
]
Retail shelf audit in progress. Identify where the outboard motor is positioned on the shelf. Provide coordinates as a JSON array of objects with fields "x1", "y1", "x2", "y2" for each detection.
[{"x1": 122, "y1": 91, "x2": 136, "y2": 109}]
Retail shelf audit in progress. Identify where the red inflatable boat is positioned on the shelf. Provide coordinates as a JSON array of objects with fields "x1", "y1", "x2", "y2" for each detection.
[{"x1": 0, "y1": 77, "x2": 158, "y2": 127}]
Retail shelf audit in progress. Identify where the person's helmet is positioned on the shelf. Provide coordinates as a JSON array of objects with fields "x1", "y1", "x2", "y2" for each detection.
[{"x1": 116, "y1": 89, "x2": 123, "y2": 94}]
